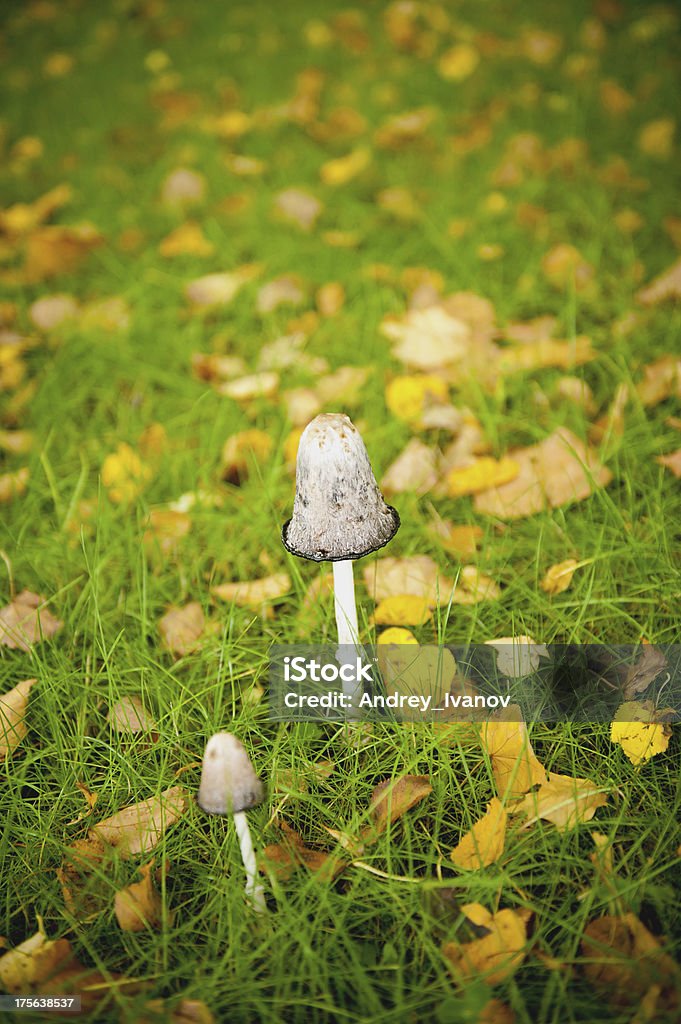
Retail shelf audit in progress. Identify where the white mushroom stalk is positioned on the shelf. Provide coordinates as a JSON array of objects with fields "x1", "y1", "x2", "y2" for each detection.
[
  {"x1": 197, "y1": 732, "x2": 266, "y2": 913},
  {"x1": 282, "y1": 413, "x2": 400, "y2": 706}
]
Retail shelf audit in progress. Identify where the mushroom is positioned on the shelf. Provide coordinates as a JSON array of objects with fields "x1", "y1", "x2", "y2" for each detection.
[
  {"x1": 197, "y1": 732, "x2": 266, "y2": 913},
  {"x1": 282, "y1": 413, "x2": 400, "y2": 701}
]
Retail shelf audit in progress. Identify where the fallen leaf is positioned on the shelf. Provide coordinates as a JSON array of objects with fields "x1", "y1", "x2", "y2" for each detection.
[
  {"x1": 368, "y1": 775, "x2": 432, "y2": 835},
  {"x1": 212, "y1": 572, "x2": 291, "y2": 609},
  {"x1": 101, "y1": 443, "x2": 152, "y2": 504},
  {"x1": 107, "y1": 696, "x2": 157, "y2": 736},
  {"x1": 480, "y1": 709, "x2": 549, "y2": 798},
  {"x1": 143, "y1": 509, "x2": 191, "y2": 558},
  {"x1": 373, "y1": 594, "x2": 432, "y2": 626},
  {"x1": 137, "y1": 998, "x2": 215, "y2": 1024},
  {"x1": 316, "y1": 282, "x2": 345, "y2": 317},
  {"x1": 159, "y1": 603, "x2": 210, "y2": 656},
  {"x1": 438, "y1": 43, "x2": 480, "y2": 81},
  {"x1": 520, "y1": 27, "x2": 562, "y2": 63},
  {"x1": 0, "y1": 591, "x2": 62, "y2": 651},
  {"x1": 315, "y1": 365, "x2": 370, "y2": 405},
  {"x1": 385, "y1": 374, "x2": 450, "y2": 426},
  {"x1": 451, "y1": 567, "x2": 501, "y2": 605},
  {"x1": 217, "y1": 371, "x2": 279, "y2": 401},
  {"x1": 282, "y1": 387, "x2": 323, "y2": 426},
  {"x1": 637, "y1": 258, "x2": 681, "y2": 305},
  {"x1": 513, "y1": 772, "x2": 608, "y2": 830},
  {"x1": 427, "y1": 518, "x2": 482, "y2": 559},
  {"x1": 377, "y1": 627, "x2": 418, "y2": 645},
  {"x1": 320, "y1": 146, "x2": 371, "y2": 186},
  {"x1": 0, "y1": 467, "x2": 29, "y2": 503},
  {"x1": 224, "y1": 154, "x2": 266, "y2": 177},
  {"x1": 184, "y1": 266, "x2": 259, "y2": 308},
  {"x1": 0, "y1": 679, "x2": 37, "y2": 757},
  {"x1": 443, "y1": 904, "x2": 528, "y2": 985},
  {"x1": 191, "y1": 352, "x2": 248, "y2": 384},
  {"x1": 92, "y1": 786, "x2": 187, "y2": 858},
  {"x1": 541, "y1": 243, "x2": 595, "y2": 292},
  {"x1": 57, "y1": 835, "x2": 109, "y2": 919},
  {"x1": 374, "y1": 108, "x2": 436, "y2": 149},
  {"x1": 160, "y1": 168, "x2": 207, "y2": 207},
  {"x1": 638, "y1": 118, "x2": 675, "y2": 159},
  {"x1": 610, "y1": 701, "x2": 672, "y2": 765},
  {"x1": 623, "y1": 646, "x2": 668, "y2": 700},
  {"x1": 28, "y1": 293, "x2": 79, "y2": 331},
  {"x1": 261, "y1": 820, "x2": 345, "y2": 881},
  {"x1": 499, "y1": 336, "x2": 594, "y2": 373},
  {"x1": 273, "y1": 189, "x2": 322, "y2": 231},
  {"x1": 450, "y1": 798, "x2": 508, "y2": 870},
  {"x1": 540, "y1": 559, "x2": 579, "y2": 595},
  {"x1": 473, "y1": 428, "x2": 612, "y2": 519},
  {"x1": 0, "y1": 183, "x2": 72, "y2": 236},
  {"x1": 159, "y1": 221, "x2": 214, "y2": 258},
  {"x1": 221, "y1": 429, "x2": 273, "y2": 483},
  {"x1": 657, "y1": 448, "x2": 681, "y2": 477},
  {"x1": 0, "y1": 430, "x2": 32, "y2": 455},
  {"x1": 79, "y1": 295, "x2": 131, "y2": 332},
  {"x1": 256, "y1": 275, "x2": 305, "y2": 314},
  {"x1": 22, "y1": 223, "x2": 103, "y2": 283},
  {"x1": 635, "y1": 355, "x2": 681, "y2": 405},
  {"x1": 381, "y1": 306, "x2": 470, "y2": 370},
  {"x1": 376, "y1": 186, "x2": 421, "y2": 222},
  {"x1": 363, "y1": 555, "x2": 455, "y2": 603},
  {"x1": 486, "y1": 637, "x2": 550, "y2": 677},
  {"x1": 114, "y1": 862, "x2": 165, "y2": 931},
  {"x1": 446, "y1": 457, "x2": 520, "y2": 497},
  {"x1": 377, "y1": 646, "x2": 456, "y2": 720},
  {"x1": 381, "y1": 438, "x2": 439, "y2": 496},
  {"x1": 0, "y1": 929, "x2": 74, "y2": 993},
  {"x1": 555, "y1": 376, "x2": 596, "y2": 414}
]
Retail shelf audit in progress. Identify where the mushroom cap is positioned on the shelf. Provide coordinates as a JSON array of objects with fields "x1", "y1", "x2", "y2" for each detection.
[
  {"x1": 197, "y1": 732, "x2": 264, "y2": 815},
  {"x1": 282, "y1": 413, "x2": 400, "y2": 562}
]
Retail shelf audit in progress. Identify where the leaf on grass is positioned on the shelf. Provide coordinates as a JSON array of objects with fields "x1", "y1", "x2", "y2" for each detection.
[
  {"x1": 256, "y1": 275, "x2": 306, "y2": 314},
  {"x1": 79, "y1": 295, "x2": 131, "y2": 332},
  {"x1": 540, "y1": 558, "x2": 579, "y2": 595},
  {"x1": 0, "y1": 591, "x2": 62, "y2": 651},
  {"x1": 363, "y1": 555, "x2": 455, "y2": 604},
  {"x1": 446, "y1": 457, "x2": 520, "y2": 497},
  {"x1": 0, "y1": 929, "x2": 75, "y2": 993},
  {"x1": 28, "y1": 293, "x2": 79, "y2": 331},
  {"x1": 107, "y1": 696, "x2": 157, "y2": 737},
  {"x1": 159, "y1": 603, "x2": 212, "y2": 657},
  {"x1": 160, "y1": 168, "x2": 207, "y2": 207},
  {"x1": 385, "y1": 373, "x2": 450, "y2": 426},
  {"x1": 143, "y1": 509, "x2": 192, "y2": 558},
  {"x1": 211, "y1": 572, "x2": 291, "y2": 609},
  {"x1": 316, "y1": 282, "x2": 345, "y2": 317},
  {"x1": 0, "y1": 183, "x2": 72, "y2": 236},
  {"x1": 450, "y1": 798, "x2": 508, "y2": 870},
  {"x1": 0, "y1": 429, "x2": 33, "y2": 456},
  {"x1": 273, "y1": 188, "x2": 322, "y2": 231},
  {"x1": 221, "y1": 429, "x2": 273, "y2": 483},
  {"x1": 261, "y1": 820, "x2": 345, "y2": 881},
  {"x1": 635, "y1": 355, "x2": 681, "y2": 406},
  {"x1": 92, "y1": 786, "x2": 187, "y2": 858},
  {"x1": 637, "y1": 257, "x2": 681, "y2": 305},
  {"x1": 101, "y1": 443, "x2": 152, "y2": 504},
  {"x1": 623, "y1": 646, "x2": 668, "y2": 700},
  {"x1": 450, "y1": 567, "x2": 501, "y2": 606},
  {"x1": 438, "y1": 43, "x2": 480, "y2": 81},
  {"x1": 513, "y1": 772, "x2": 608, "y2": 831},
  {"x1": 541, "y1": 243, "x2": 595, "y2": 292},
  {"x1": 191, "y1": 352, "x2": 248, "y2": 383},
  {"x1": 373, "y1": 594, "x2": 432, "y2": 626},
  {"x1": 138, "y1": 997, "x2": 215, "y2": 1024},
  {"x1": 368, "y1": 775, "x2": 432, "y2": 835},
  {"x1": 320, "y1": 146, "x2": 371, "y2": 186},
  {"x1": 486, "y1": 636, "x2": 550, "y2": 678},
  {"x1": 0, "y1": 467, "x2": 29, "y2": 503},
  {"x1": 114, "y1": 862, "x2": 166, "y2": 932},
  {"x1": 159, "y1": 221, "x2": 214, "y2": 258},
  {"x1": 581, "y1": 913, "x2": 681, "y2": 1014},
  {"x1": 427, "y1": 517, "x2": 483, "y2": 559},
  {"x1": 473, "y1": 428, "x2": 612, "y2": 520},
  {"x1": 610, "y1": 701, "x2": 672, "y2": 765},
  {"x1": 638, "y1": 118, "x2": 675, "y2": 159},
  {"x1": 381, "y1": 306, "x2": 470, "y2": 370},
  {"x1": 443, "y1": 904, "x2": 528, "y2": 985},
  {"x1": 377, "y1": 627, "x2": 418, "y2": 645},
  {"x1": 480, "y1": 709, "x2": 548, "y2": 799},
  {"x1": 499, "y1": 336, "x2": 594, "y2": 373},
  {"x1": 184, "y1": 266, "x2": 259, "y2": 308},
  {"x1": 57, "y1": 835, "x2": 109, "y2": 920},
  {"x1": 657, "y1": 448, "x2": 681, "y2": 477},
  {"x1": 0, "y1": 679, "x2": 37, "y2": 757},
  {"x1": 21, "y1": 223, "x2": 103, "y2": 283},
  {"x1": 217, "y1": 371, "x2": 279, "y2": 401},
  {"x1": 377, "y1": 647, "x2": 456, "y2": 719},
  {"x1": 315, "y1": 365, "x2": 371, "y2": 405}
]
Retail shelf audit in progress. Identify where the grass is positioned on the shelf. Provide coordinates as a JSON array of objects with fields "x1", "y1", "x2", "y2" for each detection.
[{"x1": 1, "y1": 0, "x2": 680, "y2": 1020}]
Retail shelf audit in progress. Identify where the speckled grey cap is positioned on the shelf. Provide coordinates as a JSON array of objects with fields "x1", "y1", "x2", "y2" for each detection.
[
  {"x1": 282, "y1": 413, "x2": 400, "y2": 562},
  {"x1": 197, "y1": 733, "x2": 264, "y2": 815}
]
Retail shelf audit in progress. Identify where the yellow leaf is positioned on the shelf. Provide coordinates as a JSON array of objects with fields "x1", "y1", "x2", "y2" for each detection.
[
  {"x1": 438, "y1": 43, "x2": 480, "y2": 81},
  {"x1": 541, "y1": 243, "x2": 595, "y2": 292},
  {"x1": 638, "y1": 118, "x2": 675, "y2": 159},
  {"x1": 92, "y1": 786, "x2": 187, "y2": 859},
  {"x1": 443, "y1": 905, "x2": 527, "y2": 984},
  {"x1": 446, "y1": 456, "x2": 520, "y2": 497},
  {"x1": 480, "y1": 709, "x2": 548, "y2": 798},
  {"x1": 101, "y1": 442, "x2": 152, "y2": 504},
  {"x1": 159, "y1": 603, "x2": 210, "y2": 657},
  {"x1": 385, "y1": 374, "x2": 449, "y2": 425},
  {"x1": 427, "y1": 518, "x2": 482, "y2": 558},
  {"x1": 485, "y1": 636, "x2": 550, "y2": 677},
  {"x1": 211, "y1": 572, "x2": 291, "y2": 609},
  {"x1": 0, "y1": 679, "x2": 38, "y2": 757},
  {"x1": 367, "y1": 775, "x2": 432, "y2": 835},
  {"x1": 377, "y1": 627, "x2": 418, "y2": 645},
  {"x1": 610, "y1": 702, "x2": 672, "y2": 764},
  {"x1": 540, "y1": 558, "x2": 579, "y2": 594},
  {"x1": 320, "y1": 146, "x2": 371, "y2": 186},
  {"x1": 208, "y1": 110, "x2": 252, "y2": 138},
  {"x1": 114, "y1": 862, "x2": 166, "y2": 932},
  {"x1": 450, "y1": 798, "x2": 508, "y2": 870},
  {"x1": 513, "y1": 772, "x2": 609, "y2": 830},
  {"x1": 158, "y1": 221, "x2": 214, "y2": 258},
  {"x1": 0, "y1": 591, "x2": 62, "y2": 651},
  {"x1": 373, "y1": 594, "x2": 432, "y2": 626}
]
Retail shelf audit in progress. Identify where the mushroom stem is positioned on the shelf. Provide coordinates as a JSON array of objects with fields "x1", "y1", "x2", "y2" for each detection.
[
  {"x1": 333, "y1": 559, "x2": 364, "y2": 708},
  {"x1": 233, "y1": 810, "x2": 266, "y2": 913}
]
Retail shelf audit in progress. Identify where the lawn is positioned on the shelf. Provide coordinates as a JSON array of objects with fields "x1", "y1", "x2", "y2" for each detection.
[{"x1": 0, "y1": 0, "x2": 680, "y2": 1021}]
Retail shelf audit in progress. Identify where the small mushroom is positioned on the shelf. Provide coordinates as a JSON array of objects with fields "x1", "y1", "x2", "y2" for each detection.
[
  {"x1": 197, "y1": 732, "x2": 266, "y2": 913},
  {"x1": 282, "y1": 413, "x2": 400, "y2": 700}
]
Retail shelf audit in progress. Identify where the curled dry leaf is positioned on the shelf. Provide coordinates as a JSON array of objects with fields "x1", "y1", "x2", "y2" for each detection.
[
  {"x1": 107, "y1": 695, "x2": 157, "y2": 737},
  {"x1": 0, "y1": 678, "x2": 37, "y2": 757},
  {"x1": 159, "y1": 602, "x2": 212, "y2": 656},
  {"x1": 450, "y1": 798, "x2": 508, "y2": 870},
  {"x1": 474, "y1": 428, "x2": 612, "y2": 520},
  {"x1": 114, "y1": 862, "x2": 166, "y2": 932},
  {"x1": 0, "y1": 930, "x2": 75, "y2": 994},
  {"x1": 610, "y1": 701, "x2": 672, "y2": 765},
  {"x1": 480, "y1": 708, "x2": 549, "y2": 799},
  {"x1": 540, "y1": 558, "x2": 579, "y2": 595},
  {"x1": 57, "y1": 835, "x2": 109, "y2": 920},
  {"x1": 443, "y1": 904, "x2": 528, "y2": 985},
  {"x1": 211, "y1": 572, "x2": 291, "y2": 609},
  {"x1": 367, "y1": 775, "x2": 432, "y2": 835},
  {"x1": 513, "y1": 772, "x2": 609, "y2": 831},
  {"x1": 262, "y1": 820, "x2": 345, "y2": 881},
  {"x1": 381, "y1": 438, "x2": 439, "y2": 496},
  {"x1": 92, "y1": 785, "x2": 187, "y2": 859},
  {"x1": 0, "y1": 591, "x2": 62, "y2": 651}
]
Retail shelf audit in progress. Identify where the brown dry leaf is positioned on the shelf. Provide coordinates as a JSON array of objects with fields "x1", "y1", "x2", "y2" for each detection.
[
  {"x1": 21, "y1": 223, "x2": 103, "y2": 283},
  {"x1": 590, "y1": 382, "x2": 629, "y2": 446},
  {"x1": 283, "y1": 387, "x2": 323, "y2": 426},
  {"x1": 92, "y1": 786, "x2": 187, "y2": 858},
  {"x1": 221, "y1": 429, "x2": 273, "y2": 483},
  {"x1": 638, "y1": 118, "x2": 675, "y2": 159},
  {"x1": 0, "y1": 591, "x2": 62, "y2": 651},
  {"x1": 28, "y1": 293, "x2": 79, "y2": 331},
  {"x1": 138, "y1": 998, "x2": 215, "y2": 1024},
  {"x1": 57, "y1": 834, "x2": 109, "y2": 920},
  {"x1": 504, "y1": 315, "x2": 558, "y2": 343},
  {"x1": 367, "y1": 775, "x2": 432, "y2": 835},
  {"x1": 0, "y1": 929, "x2": 75, "y2": 993},
  {"x1": 184, "y1": 265, "x2": 259, "y2": 308},
  {"x1": 273, "y1": 188, "x2": 322, "y2": 231},
  {"x1": 143, "y1": 509, "x2": 192, "y2": 558},
  {"x1": 261, "y1": 820, "x2": 345, "y2": 881},
  {"x1": 480, "y1": 709, "x2": 549, "y2": 799},
  {"x1": 0, "y1": 430, "x2": 33, "y2": 456},
  {"x1": 315, "y1": 366, "x2": 370, "y2": 405},
  {"x1": 381, "y1": 438, "x2": 439, "y2": 496},
  {"x1": 374, "y1": 107, "x2": 436, "y2": 149},
  {"x1": 451, "y1": 567, "x2": 501, "y2": 605},
  {"x1": 443, "y1": 904, "x2": 528, "y2": 985},
  {"x1": 657, "y1": 448, "x2": 681, "y2": 477},
  {"x1": 450, "y1": 798, "x2": 508, "y2": 870},
  {"x1": 0, "y1": 679, "x2": 37, "y2": 757},
  {"x1": 363, "y1": 555, "x2": 455, "y2": 604},
  {"x1": 513, "y1": 772, "x2": 608, "y2": 831},
  {"x1": 623, "y1": 645, "x2": 668, "y2": 700},
  {"x1": 581, "y1": 913, "x2": 681, "y2": 1014},
  {"x1": 635, "y1": 355, "x2": 681, "y2": 406},
  {"x1": 107, "y1": 696, "x2": 157, "y2": 736},
  {"x1": 217, "y1": 371, "x2": 279, "y2": 401},
  {"x1": 555, "y1": 376, "x2": 597, "y2": 414},
  {"x1": 499, "y1": 336, "x2": 594, "y2": 373},
  {"x1": 600, "y1": 79, "x2": 634, "y2": 115},
  {"x1": 159, "y1": 222, "x2": 214, "y2": 258},
  {"x1": 256, "y1": 275, "x2": 306, "y2": 314},
  {"x1": 0, "y1": 467, "x2": 29, "y2": 503},
  {"x1": 160, "y1": 168, "x2": 207, "y2": 208},
  {"x1": 540, "y1": 558, "x2": 579, "y2": 595},
  {"x1": 473, "y1": 428, "x2": 612, "y2": 520},
  {"x1": 212, "y1": 572, "x2": 291, "y2": 609},
  {"x1": 316, "y1": 282, "x2": 345, "y2": 317},
  {"x1": 159, "y1": 602, "x2": 210, "y2": 657},
  {"x1": 320, "y1": 146, "x2": 371, "y2": 186},
  {"x1": 191, "y1": 353, "x2": 248, "y2": 384},
  {"x1": 541, "y1": 244, "x2": 595, "y2": 292},
  {"x1": 427, "y1": 518, "x2": 482, "y2": 559},
  {"x1": 381, "y1": 306, "x2": 471, "y2": 370},
  {"x1": 637, "y1": 258, "x2": 681, "y2": 305},
  {"x1": 115, "y1": 862, "x2": 165, "y2": 932}
]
